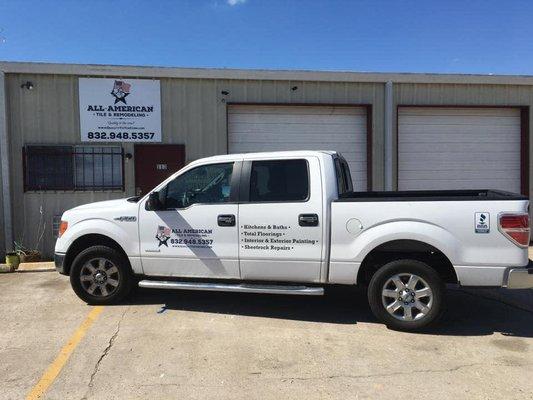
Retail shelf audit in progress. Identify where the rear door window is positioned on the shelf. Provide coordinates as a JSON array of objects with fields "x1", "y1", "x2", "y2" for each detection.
[
  {"x1": 249, "y1": 159, "x2": 309, "y2": 202},
  {"x1": 334, "y1": 157, "x2": 353, "y2": 195}
]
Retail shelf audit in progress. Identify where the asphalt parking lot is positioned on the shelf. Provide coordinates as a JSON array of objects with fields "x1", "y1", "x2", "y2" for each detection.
[{"x1": 1, "y1": 271, "x2": 533, "y2": 400}]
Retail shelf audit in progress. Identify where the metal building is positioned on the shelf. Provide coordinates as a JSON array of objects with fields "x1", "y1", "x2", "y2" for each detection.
[{"x1": 0, "y1": 61, "x2": 532, "y2": 257}]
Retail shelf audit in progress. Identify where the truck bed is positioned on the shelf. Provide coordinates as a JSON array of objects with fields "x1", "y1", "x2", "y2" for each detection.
[{"x1": 336, "y1": 189, "x2": 528, "y2": 202}]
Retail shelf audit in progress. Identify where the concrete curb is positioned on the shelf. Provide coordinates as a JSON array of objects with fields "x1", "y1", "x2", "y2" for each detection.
[
  {"x1": 17, "y1": 262, "x2": 55, "y2": 272},
  {"x1": 0, "y1": 261, "x2": 55, "y2": 273}
]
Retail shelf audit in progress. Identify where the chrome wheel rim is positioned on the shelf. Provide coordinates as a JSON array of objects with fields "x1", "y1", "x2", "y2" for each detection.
[
  {"x1": 381, "y1": 273, "x2": 433, "y2": 321},
  {"x1": 80, "y1": 258, "x2": 120, "y2": 297}
]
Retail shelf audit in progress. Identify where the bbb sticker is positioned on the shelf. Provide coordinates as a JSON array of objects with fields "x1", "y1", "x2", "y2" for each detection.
[{"x1": 475, "y1": 212, "x2": 490, "y2": 233}]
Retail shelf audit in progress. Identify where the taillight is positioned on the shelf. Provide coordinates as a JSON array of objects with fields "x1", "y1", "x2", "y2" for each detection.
[
  {"x1": 58, "y1": 221, "x2": 68, "y2": 238},
  {"x1": 498, "y1": 213, "x2": 530, "y2": 247}
]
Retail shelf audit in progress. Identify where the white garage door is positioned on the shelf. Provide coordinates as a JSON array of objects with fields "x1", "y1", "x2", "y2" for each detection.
[
  {"x1": 398, "y1": 107, "x2": 521, "y2": 193},
  {"x1": 228, "y1": 105, "x2": 368, "y2": 191}
]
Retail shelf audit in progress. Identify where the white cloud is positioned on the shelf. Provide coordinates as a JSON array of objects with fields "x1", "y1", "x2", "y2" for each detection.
[{"x1": 227, "y1": 0, "x2": 246, "y2": 5}]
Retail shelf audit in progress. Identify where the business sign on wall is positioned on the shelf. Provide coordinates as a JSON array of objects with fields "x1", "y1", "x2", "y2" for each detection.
[{"x1": 79, "y1": 78, "x2": 161, "y2": 142}]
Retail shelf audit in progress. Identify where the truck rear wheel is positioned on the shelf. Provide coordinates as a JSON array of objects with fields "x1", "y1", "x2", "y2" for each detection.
[
  {"x1": 70, "y1": 245, "x2": 133, "y2": 305},
  {"x1": 367, "y1": 259, "x2": 445, "y2": 332}
]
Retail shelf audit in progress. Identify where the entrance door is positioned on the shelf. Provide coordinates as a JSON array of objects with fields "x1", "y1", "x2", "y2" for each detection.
[{"x1": 134, "y1": 144, "x2": 186, "y2": 196}]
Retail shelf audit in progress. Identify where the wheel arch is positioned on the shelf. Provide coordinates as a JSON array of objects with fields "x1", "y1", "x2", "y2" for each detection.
[
  {"x1": 357, "y1": 239, "x2": 458, "y2": 286},
  {"x1": 63, "y1": 234, "x2": 131, "y2": 276}
]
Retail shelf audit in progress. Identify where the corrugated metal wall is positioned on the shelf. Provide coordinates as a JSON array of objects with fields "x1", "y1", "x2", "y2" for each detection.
[
  {"x1": 0, "y1": 72, "x2": 6, "y2": 255},
  {"x1": 4, "y1": 73, "x2": 384, "y2": 257},
  {"x1": 4, "y1": 72, "x2": 533, "y2": 259},
  {"x1": 0, "y1": 139, "x2": 5, "y2": 263},
  {"x1": 5, "y1": 74, "x2": 131, "y2": 257}
]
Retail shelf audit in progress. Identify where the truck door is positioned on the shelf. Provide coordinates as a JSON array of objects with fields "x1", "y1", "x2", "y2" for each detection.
[
  {"x1": 138, "y1": 161, "x2": 240, "y2": 278},
  {"x1": 238, "y1": 157, "x2": 323, "y2": 282}
]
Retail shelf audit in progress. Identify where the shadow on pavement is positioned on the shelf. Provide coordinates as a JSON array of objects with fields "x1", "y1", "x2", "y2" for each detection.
[{"x1": 120, "y1": 285, "x2": 533, "y2": 338}]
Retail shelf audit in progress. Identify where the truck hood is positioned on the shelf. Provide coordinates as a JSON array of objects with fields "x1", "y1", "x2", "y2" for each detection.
[{"x1": 70, "y1": 198, "x2": 133, "y2": 211}]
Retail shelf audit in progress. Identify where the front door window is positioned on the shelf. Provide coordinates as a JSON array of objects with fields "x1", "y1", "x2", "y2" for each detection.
[{"x1": 161, "y1": 163, "x2": 234, "y2": 208}]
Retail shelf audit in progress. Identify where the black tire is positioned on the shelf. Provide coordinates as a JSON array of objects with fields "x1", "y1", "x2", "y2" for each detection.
[
  {"x1": 367, "y1": 259, "x2": 445, "y2": 332},
  {"x1": 70, "y1": 245, "x2": 133, "y2": 305}
]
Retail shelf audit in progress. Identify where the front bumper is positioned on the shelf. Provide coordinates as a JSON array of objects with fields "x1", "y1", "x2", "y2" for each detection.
[
  {"x1": 504, "y1": 260, "x2": 533, "y2": 289},
  {"x1": 54, "y1": 252, "x2": 67, "y2": 275}
]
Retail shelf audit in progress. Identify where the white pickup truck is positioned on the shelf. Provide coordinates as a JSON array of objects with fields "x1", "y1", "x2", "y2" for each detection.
[{"x1": 55, "y1": 150, "x2": 532, "y2": 331}]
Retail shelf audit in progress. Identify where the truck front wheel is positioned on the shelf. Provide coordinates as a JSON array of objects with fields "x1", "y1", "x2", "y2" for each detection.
[
  {"x1": 70, "y1": 245, "x2": 133, "y2": 305},
  {"x1": 367, "y1": 259, "x2": 445, "y2": 331}
]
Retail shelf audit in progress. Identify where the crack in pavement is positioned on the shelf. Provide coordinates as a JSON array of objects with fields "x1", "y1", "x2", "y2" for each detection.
[
  {"x1": 278, "y1": 361, "x2": 533, "y2": 382},
  {"x1": 132, "y1": 362, "x2": 533, "y2": 388},
  {"x1": 81, "y1": 307, "x2": 128, "y2": 400}
]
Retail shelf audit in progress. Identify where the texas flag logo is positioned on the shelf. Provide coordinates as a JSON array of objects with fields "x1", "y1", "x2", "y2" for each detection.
[
  {"x1": 110, "y1": 80, "x2": 131, "y2": 104},
  {"x1": 156, "y1": 225, "x2": 171, "y2": 247}
]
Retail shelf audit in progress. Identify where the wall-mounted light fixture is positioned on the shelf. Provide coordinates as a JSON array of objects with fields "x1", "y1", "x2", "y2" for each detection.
[
  {"x1": 20, "y1": 81, "x2": 34, "y2": 90},
  {"x1": 125, "y1": 153, "x2": 133, "y2": 160},
  {"x1": 291, "y1": 86, "x2": 298, "y2": 91},
  {"x1": 220, "y1": 90, "x2": 230, "y2": 103}
]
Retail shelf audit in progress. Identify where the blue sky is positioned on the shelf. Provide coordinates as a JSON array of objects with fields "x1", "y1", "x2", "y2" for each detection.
[{"x1": 0, "y1": 0, "x2": 532, "y2": 75}]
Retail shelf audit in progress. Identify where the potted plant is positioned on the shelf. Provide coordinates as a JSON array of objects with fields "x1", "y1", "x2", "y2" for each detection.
[{"x1": 5, "y1": 251, "x2": 20, "y2": 271}]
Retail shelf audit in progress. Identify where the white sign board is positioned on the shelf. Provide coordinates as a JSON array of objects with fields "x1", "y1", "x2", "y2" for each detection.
[{"x1": 79, "y1": 78, "x2": 161, "y2": 142}]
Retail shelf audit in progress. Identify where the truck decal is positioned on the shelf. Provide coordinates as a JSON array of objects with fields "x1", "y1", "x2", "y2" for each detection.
[
  {"x1": 240, "y1": 223, "x2": 319, "y2": 252},
  {"x1": 156, "y1": 225, "x2": 215, "y2": 249},
  {"x1": 475, "y1": 212, "x2": 490, "y2": 233}
]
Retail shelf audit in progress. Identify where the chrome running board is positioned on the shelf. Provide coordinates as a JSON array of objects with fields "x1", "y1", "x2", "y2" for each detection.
[{"x1": 138, "y1": 280, "x2": 324, "y2": 296}]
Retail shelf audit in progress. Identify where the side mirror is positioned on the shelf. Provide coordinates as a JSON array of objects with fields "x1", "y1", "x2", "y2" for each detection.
[{"x1": 145, "y1": 191, "x2": 164, "y2": 211}]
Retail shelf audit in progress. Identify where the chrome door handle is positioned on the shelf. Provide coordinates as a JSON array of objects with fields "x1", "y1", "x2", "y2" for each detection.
[
  {"x1": 299, "y1": 213, "x2": 319, "y2": 227},
  {"x1": 218, "y1": 214, "x2": 236, "y2": 227}
]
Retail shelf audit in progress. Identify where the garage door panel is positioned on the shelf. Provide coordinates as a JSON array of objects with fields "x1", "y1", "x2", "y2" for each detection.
[
  {"x1": 400, "y1": 160, "x2": 520, "y2": 170},
  {"x1": 398, "y1": 107, "x2": 521, "y2": 192},
  {"x1": 401, "y1": 178, "x2": 519, "y2": 192},
  {"x1": 229, "y1": 133, "x2": 366, "y2": 143},
  {"x1": 399, "y1": 151, "x2": 519, "y2": 162},
  {"x1": 400, "y1": 116, "x2": 519, "y2": 126},
  {"x1": 228, "y1": 124, "x2": 365, "y2": 135},
  {"x1": 400, "y1": 132, "x2": 518, "y2": 144},
  {"x1": 400, "y1": 169, "x2": 520, "y2": 180},
  {"x1": 400, "y1": 125, "x2": 519, "y2": 137},
  {"x1": 400, "y1": 142, "x2": 519, "y2": 153},
  {"x1": 228, "y1": 114, "x2": 364, "y2": 125},
  {"x1": 233, "y1": 105, "x2": 367, "y2": 115},
  {"x1": 399, "y1": 107, "x2": 519, "y2": 117},
  {"x1": 228, "y1": 105, "x2": 368, "y2": 191}
]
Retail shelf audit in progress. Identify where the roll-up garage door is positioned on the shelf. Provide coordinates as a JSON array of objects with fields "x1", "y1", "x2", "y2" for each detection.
[
  {"x1": 228, "y1": 105, "x2": 368, "y2": 191},
  {"x1": 398, "y1": 107, "x2": 521, "y2": 193}
]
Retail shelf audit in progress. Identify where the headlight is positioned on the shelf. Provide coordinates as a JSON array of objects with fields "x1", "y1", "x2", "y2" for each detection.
[{"x1": 58, "y1": 221, "x2": 68, "y2": 238}]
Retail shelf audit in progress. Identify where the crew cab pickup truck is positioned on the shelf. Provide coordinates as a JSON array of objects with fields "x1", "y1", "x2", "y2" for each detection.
[{"x1": 55, "y1": 151, "x2": 533, "y2": 331}]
